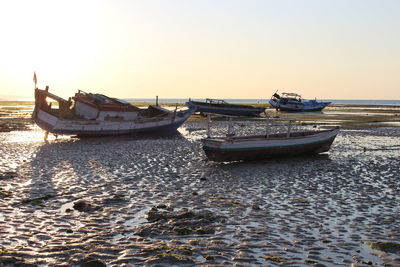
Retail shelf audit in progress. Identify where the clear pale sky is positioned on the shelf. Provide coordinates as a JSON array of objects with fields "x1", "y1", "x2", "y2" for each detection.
[{"x1": 0, "y1": 0, "x2": 399, "y2": 100}]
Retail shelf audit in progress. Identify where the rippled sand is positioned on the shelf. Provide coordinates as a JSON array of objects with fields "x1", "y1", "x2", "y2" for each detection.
[{"x1": 1, "y1": 109, "x2": 400, "y2": 266}]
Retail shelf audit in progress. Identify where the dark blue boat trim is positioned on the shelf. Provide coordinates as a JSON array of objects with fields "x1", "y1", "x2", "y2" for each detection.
[
  {"x1": 186, "y1": 101, "x2": 265, "y2": 116},
  {"x1": 269, "y1": 100, "x2": 331, "y2": 112}
]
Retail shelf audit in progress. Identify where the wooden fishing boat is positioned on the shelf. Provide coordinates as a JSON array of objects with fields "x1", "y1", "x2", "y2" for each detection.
[
  {"x1": 269, "y1": 92, "x2": 331, "y2": 112},
  {"x1": 32, "y1": 87, "x2": 195, "y2": 137},
  {"x1": 186, "y1": 98, "x2": 265, "y2": 117},
  {"x1": 202, "y1": 116, "x2": 339, "y2": 162}
]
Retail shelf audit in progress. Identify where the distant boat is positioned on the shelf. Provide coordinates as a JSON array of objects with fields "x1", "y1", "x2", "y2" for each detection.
[
  {"x1": 32, "y1": 87, "x2": 195, "y2": 137},
  {"x1": 269, "y1": 92, "x2": 331, "y2": 112},
  {"x1": 186, "y1": 98, "x2": 265, "y2": 117},
  {"x1": 202, "y1": 115, "x2": 339, "y2": 162}
]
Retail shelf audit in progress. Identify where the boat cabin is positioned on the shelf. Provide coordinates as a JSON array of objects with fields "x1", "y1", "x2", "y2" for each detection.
[
  {"x1": 73, "y1": 90, "x2": 141, "y2": 120},
  {"x1": 280, "y1": 93, "x2": 303, "y2": 103},
  {"x1": 34, "y1": 88, "x2": 171, "y2": 122}
]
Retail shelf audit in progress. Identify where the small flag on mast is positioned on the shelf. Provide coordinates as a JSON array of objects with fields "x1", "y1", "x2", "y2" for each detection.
[{"x1": 33, "y1": 72, "x2": 37, "y2": 87}]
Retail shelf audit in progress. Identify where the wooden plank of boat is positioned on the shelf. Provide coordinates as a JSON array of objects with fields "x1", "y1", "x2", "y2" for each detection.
[
  {"x1": 202, "y1": 128, "x2": 339, "y2": 162},
  {"x1": 201, "y1": 114, "x2": 339, "y2": 162},
  {"x1": 33, "y1": 87, "x2": 195, "y2": 137}
]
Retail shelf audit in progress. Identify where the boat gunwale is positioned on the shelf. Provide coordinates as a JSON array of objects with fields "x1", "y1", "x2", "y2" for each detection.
[
  {"x1": 37, "y1": 104, "x2": 190, "y2": 123},
  {"x1": 204, "y1": 128, "x2": 339, "y2": 143}
]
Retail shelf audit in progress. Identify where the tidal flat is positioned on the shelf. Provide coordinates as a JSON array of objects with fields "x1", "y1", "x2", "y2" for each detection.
[{"x1": 1, "y1": 103, "x2": 400, "y2": 266}]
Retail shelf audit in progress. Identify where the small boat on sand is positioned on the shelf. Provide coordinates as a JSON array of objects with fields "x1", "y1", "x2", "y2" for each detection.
[
  {"x1": 202, "y1": 115, "x2": 339, "y2": 162},
  {"x1": 33, "y1": 87, "x2": 195, "y2": 137},
  {"x1": 269, "y1": 92, "x2": 330, "y2": 112},
  {"x1": 186, "y1": 98, "x2": 265, "y2": 117}
]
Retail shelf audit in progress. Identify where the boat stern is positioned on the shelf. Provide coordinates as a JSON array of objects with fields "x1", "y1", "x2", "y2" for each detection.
[
  {"x1": 185, "y1": 100, "x2": 197, "y2": 111},
  {"x1": 34, "y1": 108, "x2": 58, "y2": 132}
]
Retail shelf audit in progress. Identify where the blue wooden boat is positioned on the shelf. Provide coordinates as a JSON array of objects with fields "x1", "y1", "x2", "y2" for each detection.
[
  {"x1": 186, "y1": 98, "x2": 265, "y2": 117},
  {"x1": 269, "y1": 92, "x2": 330, "y2": 112}
]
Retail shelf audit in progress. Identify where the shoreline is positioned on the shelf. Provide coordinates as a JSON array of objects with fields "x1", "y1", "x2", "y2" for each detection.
[{"x1": 1, "y1": 102, "x2": 399, "y2": 132}]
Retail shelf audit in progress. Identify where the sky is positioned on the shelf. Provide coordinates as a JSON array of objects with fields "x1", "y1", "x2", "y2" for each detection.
[{"x1": 0, "y1": 0, "x2": 399, "y2": 100}]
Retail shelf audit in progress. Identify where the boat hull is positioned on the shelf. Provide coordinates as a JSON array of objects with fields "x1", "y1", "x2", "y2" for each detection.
[
  {"x1": 202, "y1": 128, "x2": 339, "y2": 162},
  {"x1": 186, "y1": 101, "x2": 265, "y2": 117},
  {"x1": 34, "y1": 108, "x2": 195, "y2": 137},
  {"x1": 269, "y1": 99, "x2": 330, "y2": 112}
]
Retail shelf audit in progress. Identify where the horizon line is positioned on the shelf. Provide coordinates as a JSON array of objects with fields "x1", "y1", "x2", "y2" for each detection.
[{"x1": 1, "y1": 97, "x2": 400, "y2": 102}]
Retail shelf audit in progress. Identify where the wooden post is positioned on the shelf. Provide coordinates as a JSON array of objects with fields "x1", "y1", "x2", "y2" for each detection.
[
  {"x1": 44, "y1": 131, "x2": 49, "y2": 142},
  {"x1": 287, "y1": 120, "x2": 292, "y2": 137},
  {"x1": 156, "y1": 96, "x2": 159, "y2": 106},
  {"x1": 172, "y1": 104, "x2": 177, "y2": 122},
  {"x1": 207, "y1": 114, "x2": 211, "y2": 138},
  {"x1": 227, "y1": 117, "x2": 234, "y2": 136}
]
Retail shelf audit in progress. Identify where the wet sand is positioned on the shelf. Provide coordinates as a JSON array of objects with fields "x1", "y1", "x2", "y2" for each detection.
[{"x1": 1, "y1": 103, "x2": 400, "y2": 266}]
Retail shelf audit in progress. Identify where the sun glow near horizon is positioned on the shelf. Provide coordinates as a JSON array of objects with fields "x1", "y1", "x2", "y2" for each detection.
[
  {"x1": 1, "y1": 0, "x2": 400, "y2": 100},
  {"x1": 0, "y1": 1, "x2": 106, "y2": 95}
]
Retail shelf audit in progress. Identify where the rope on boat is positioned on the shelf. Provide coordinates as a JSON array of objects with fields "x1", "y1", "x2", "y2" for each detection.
[
  {"x1": 346, "y1": 134, "x2": 400, "y2": 152},
  {"x1": 363, "y1": 145, "x2": 400, "y2": 151}
]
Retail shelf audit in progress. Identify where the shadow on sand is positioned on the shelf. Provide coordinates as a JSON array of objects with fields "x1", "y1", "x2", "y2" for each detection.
[{"x1": 27, "y1": 130, "x2": 186, "y2": 199}]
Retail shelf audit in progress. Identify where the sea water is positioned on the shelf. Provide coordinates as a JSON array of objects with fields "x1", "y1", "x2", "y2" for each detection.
[{"x1": 126, "y1": 98, "x2": 400, "y2": 106}]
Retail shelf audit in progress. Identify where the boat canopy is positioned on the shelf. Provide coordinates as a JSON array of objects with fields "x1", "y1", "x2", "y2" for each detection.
[
  {"x1": 205, "y1": 98, "x2": 228, "y2": 105},
  {"x1": 281, "y1": 92, "x2": 302, "y2": 98},
  {"x1": 73, "y1": 90, "x2": 141, "y2": 112}
]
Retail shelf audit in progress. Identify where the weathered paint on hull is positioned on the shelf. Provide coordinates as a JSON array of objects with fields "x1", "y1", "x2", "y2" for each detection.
[
  {"x1": 202, "y1": 128, "x2": 339, "y2": 162},
  {"x1": 36, "y1": 118, "x2": 187, "y2": 136},
  {"x1": 34, "y1": 108, "x2": 194, "y2": 137},
  {"x1": 203, "y1": 137, "x2": 336, "y2": 162}
]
